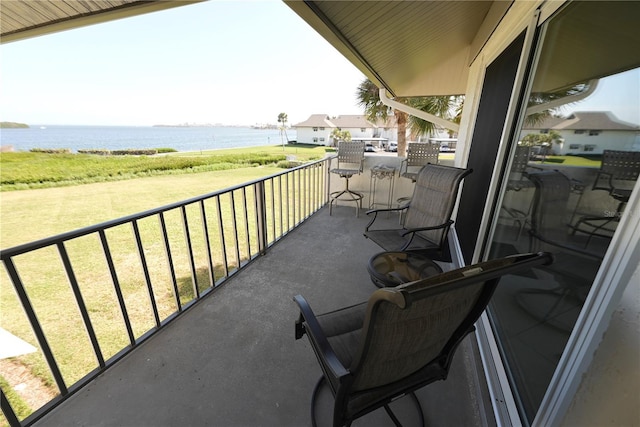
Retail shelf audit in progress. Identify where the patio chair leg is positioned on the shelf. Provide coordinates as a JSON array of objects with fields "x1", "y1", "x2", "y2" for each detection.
[
  {"x1": 383, "y1": 392, "x2": 425, "y2": 427},
  {"x1": 310, "y1": 376, "x2": 325, "y2": 427},
  {"x1": 330, "y1": 176, "x2": 363, "y2": 217}
]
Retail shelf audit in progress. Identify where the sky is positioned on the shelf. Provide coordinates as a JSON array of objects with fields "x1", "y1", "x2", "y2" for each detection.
[
  {"x1": 0, "y1": 1, "x2": 367, "y2": 127},
  {"x1": 1, "y1": 1, "x2": 638, "y2": 127}
]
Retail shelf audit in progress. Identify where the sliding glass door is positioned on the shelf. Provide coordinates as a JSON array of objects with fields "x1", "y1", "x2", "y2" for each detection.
[{"x1": 486, "y1": 2, "x2": 640, "y2": 424}]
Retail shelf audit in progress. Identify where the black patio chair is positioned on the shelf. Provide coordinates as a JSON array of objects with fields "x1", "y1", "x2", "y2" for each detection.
[
  {"x1": 364, "y1": 164, "x2": 472, "y2": 261},
  {"x1": 294, "y1": 252, "x2": 553, "y2": 427}
]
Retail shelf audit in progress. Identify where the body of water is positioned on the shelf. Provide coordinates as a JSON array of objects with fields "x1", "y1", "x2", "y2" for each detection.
[{"x1": 0, "y1": 125, "x2": 294, "y2": 152}]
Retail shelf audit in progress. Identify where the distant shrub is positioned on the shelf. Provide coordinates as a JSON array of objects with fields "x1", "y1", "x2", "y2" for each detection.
[
  {"x1": 156, "y1": 148, "x2": 178, "y2": 153},
  {"x1": 543, "y1": 158, "x2": 565, "y2": 164},
  {"x1": 111, "y1": 149, "x2": 158, "y2": 156},
  {"x1": 277, "y1": 160, "x2": 303, "y2": 168},
  {"x1": 30, "y1": 148, "x2": 71, "y2": 154},
  {"x1": 78, "y1": 149, "x2": 110, "y2": 155}
]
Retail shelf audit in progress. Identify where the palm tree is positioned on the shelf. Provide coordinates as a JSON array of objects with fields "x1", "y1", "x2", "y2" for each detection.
[
  {"x1": 407, "y1": 96, "x2": 463, "y2": 140},
  {"x1": 330, "y1": 128, "x2": 351, "y2": 146},
  {"x1": 277, "y1": 112, "x2": 289, "y2": 148},
  {"x1": 356, "y1": 79, "x2": 459, "y2": 156},
  {"x1": 356, "y1": 79, "x2": 408, "y2": 156}
]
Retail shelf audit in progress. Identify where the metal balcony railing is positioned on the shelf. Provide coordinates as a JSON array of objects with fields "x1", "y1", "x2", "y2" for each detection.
[{"x1": 0, "y1": 158, "x2": 330, "y2": 427}]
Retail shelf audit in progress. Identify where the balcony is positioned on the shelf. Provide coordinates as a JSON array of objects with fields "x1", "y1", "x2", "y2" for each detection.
[
  {"x1": 31, "y1": 208, "x2": 494, "y2": 426},
  {"x1": 1, "y1": 156, "x2": 494, "y2": 427}
]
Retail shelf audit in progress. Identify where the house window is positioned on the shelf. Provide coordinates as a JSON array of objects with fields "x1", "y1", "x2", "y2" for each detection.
[
  {"x1": 319, "y1": 138, "x2": 325, "y2": 142},
  {"x1": 312, "y1": 137, "x2": 318, "y2": 143},
  {"x1": 361, "y1": 128, "x2": 366, "y2": 132},
  {"x1": 540, "y1": 129, "x2": 549, "y2": 134},
  {"x1": 313, "y1": 127, "x2": 318, "y2": 132},
  {"x1": 319, "y1": 127, "x2": 325, "y2": 130},
  {"x1": 487, "y1": 2, "x2": 639, "y2": 424},
  {"x1": 589, "y1": 130, "x2": 601, "y2": 136}
]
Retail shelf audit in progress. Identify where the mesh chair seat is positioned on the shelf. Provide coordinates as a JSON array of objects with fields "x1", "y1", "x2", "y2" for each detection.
[{"x1": 331, "y1": 167, "x2": 361, "y2": 178}]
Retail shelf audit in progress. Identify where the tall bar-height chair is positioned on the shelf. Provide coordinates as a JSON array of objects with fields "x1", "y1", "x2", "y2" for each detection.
[
  {"x1": 498, "y1": 146, "x2": 540, "y2": 239},
  {"x1": 399, "y1": 142, "x2": 440, "y2": 183},
  {"x1": 571, "y1": 149, "x2": 640, "y2": 241},
  {"x1": 330, "y1": 141, "x2": 366, "y2": 217}
]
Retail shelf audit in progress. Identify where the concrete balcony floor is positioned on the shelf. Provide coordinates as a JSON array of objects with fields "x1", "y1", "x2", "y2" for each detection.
[{"x1": 35, "y1": 205, "x2": 496, "y2": 427}]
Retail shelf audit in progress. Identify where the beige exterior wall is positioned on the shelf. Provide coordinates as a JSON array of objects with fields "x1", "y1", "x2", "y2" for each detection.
[{"x1": 560, "y1": 265, "x2": 640, "y2": 426}]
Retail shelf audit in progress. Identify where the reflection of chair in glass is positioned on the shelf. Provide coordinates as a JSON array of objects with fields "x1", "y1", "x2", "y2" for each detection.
[
  {"x1": 399, "y1": 142, "x2": 440, "y2": 183},
  {"x1": 519, "y1": 170, "x2": 605, "y2": 330},
  {"x1": 571, "y1": 150, "x2": 640, "y2": 240},
  {"x1": 498, "y1": 146, "x2": 539, "y2": 238},
  {"x1": 364, "y1": 164, "x2": 472, "y2": 261},
  {"x1": 330, "y1": 141, "x2": 365, "y2": 216},
  {"x1": 294, "y1": 252, "x2": 553, "y2": 427}
]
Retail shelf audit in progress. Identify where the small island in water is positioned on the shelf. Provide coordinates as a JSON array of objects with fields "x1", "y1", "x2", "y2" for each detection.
[{"x1": 0, "y1": 121, "x2": 30, "y2": 128}]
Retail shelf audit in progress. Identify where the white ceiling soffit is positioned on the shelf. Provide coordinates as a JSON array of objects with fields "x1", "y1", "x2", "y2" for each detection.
[
  {"x1": 285, "y1": 0, "x2": 512, "y2": 98},
  {"x1": 0, "y1": 0, "x2": 203, "y2": 44}
]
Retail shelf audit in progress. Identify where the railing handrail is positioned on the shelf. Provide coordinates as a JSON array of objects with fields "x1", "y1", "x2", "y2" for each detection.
[{"x1": 0, "y1": 157, "x2": 330, "y2": 259}]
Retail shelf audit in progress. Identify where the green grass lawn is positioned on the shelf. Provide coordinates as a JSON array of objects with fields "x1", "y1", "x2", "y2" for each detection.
[{"x1": 0, "y1": 143, "x2": 332, "y2": 191}]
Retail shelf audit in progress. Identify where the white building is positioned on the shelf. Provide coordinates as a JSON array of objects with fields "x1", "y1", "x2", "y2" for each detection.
[
  {"x1": 293, "y1": 114, "x2": 386, "y2": 145},
  {"x1": 522, "y1": 111, "x2": 639, "y2": 155}
]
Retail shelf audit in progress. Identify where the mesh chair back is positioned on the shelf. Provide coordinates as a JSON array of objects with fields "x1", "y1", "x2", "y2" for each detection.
[
  {"x1": 336, "y1": 141, "x2": 365, "y2": 171},
  {"x1": 406, "y1": 142, "x2": 440, "y2": 167},
  {"x1": 528, "y1": 170, "x2": 571, "y2": 246},
  {"x1": 512, "y1": 146, "x2": 531, "y2": 174},
  {"x1": 600, "y1": 150, "x2": 640, "y2": 181},
  {"x1": 404, "y1": 164, "x2": 470, "y2": 246},
  {"x1": 349, "y1": 253, "x2": 550, "y2": 391}
]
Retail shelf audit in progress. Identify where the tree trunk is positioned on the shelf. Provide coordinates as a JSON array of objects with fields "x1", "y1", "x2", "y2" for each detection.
[{"x1": 395, "y1": 110, "x2": 408, "y2": 157}]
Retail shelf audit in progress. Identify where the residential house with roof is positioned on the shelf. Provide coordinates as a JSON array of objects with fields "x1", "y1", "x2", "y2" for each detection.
[
  {"x1": 522, "y1": 111, "x2": 640, "y2": 155},
  {"x1": 291, "y1": 114, "x2": 334, "y2": 145},
  {"x1": 293, "y1": 114, "x2": 382, "y2": 145}
]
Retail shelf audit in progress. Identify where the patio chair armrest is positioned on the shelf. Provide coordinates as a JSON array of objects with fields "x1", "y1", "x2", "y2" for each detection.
[
  {"x1": 293, "y1": 295, "x2": 350, "y2": 379},
  {"x1": 365, "y1": 206, "x2": 408, "y2": 231},
  {"x1": 401, "y1": 220, "x2": 453, "y2": 237}
]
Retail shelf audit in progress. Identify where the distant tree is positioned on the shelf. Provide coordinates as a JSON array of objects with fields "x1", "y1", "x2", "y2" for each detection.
[
  {"x1": 277, "y1": 112, "x2": 289, "y2": 148},
  {"x1": 331, "y1": 129, "x2": 351, "y2": 146},
  {"x1": 521, "y1": 130, "x2": 562, "y2": 147}
]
